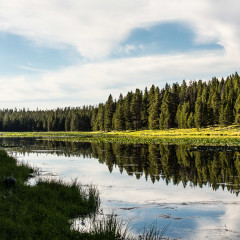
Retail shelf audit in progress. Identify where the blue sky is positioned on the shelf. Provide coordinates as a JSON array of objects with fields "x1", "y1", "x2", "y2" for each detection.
[
  {"x1": 115, "y1": 22, "x2": 223, "y2": 58},
  {"x1": 0, "y1": 32, "x2": 81, "y2": 75},
  {"x1": 0, "y1": 0, "x2": 240, "y2": 109},
  {"x1": 0, "y1": 23, "x2": 223, "y2": 75}
]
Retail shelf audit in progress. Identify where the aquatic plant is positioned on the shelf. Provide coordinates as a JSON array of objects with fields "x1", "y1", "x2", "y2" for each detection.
[
  {"x1": 137, "y1": 222, "x2": 168, "y2": 240},
  {"x1": 78, "y1": 213, "x2": 166, "y2": 240},
  {"x1": 2, "y1": 124, "x2": 240, "y2": 146}
]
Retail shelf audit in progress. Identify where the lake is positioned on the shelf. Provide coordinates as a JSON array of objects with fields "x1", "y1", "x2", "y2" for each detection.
[{"x1": 1, "y1": 137, "x2": 240, "y2": 239}]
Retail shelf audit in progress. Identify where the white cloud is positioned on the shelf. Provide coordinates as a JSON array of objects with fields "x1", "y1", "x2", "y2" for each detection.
[
  {"x1": 0, "y1": 0, "x2": 240, "y2": 59},
  {"x1": 0, "y1": 0, "x2": 240, "y2": 108},
  {"x1": 189, "y1": 204, "x2": 240, "y2": 239},
  {"x1": 1, "y1": 48, "x2": 239, "y2": 109}
]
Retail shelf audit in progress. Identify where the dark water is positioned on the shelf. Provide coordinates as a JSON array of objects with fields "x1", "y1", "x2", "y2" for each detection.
[{"x1": 1, "y1": 138, "x2": 240, "y2": 239}]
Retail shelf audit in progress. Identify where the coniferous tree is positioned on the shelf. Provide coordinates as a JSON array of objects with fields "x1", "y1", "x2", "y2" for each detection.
[
  {"x1": 219, "y1": 81, "x2": 234, "y2": 126},
  {"x1": 159, "y1": 90, "x2": 174, "y2": 129},
  {"x1": 194, "y1": 93, "x2": 203, "y2": 129},
  {"x1": 148, "y1": 87, "x2": 161, "y2": 129},
  {"x1": 114, "y1": 94, "x2": 126, "y2": 131},
  {"x1": 124, "y1": 92, "x2": 133, "y2": 130},
  {"x1": 91, "y1": 108, "x2": 98, "y2": 131},
  {"x1": 70, "y1": 112, "x2": 79, "y2": 131},
  {"x1": 3, "y1": 113, "x2": 10, "y2": 131},
  {"x1": 104, "y1": 94, "x2": 114, "y2": 132},
  {"x1": 234, "y1": 94, "x2": 240, "y2": 124},
  {"x1": 227, "y1": 89, "x2": 234, "y2": 123},
  {"x1": 201, "y1": 86, "x2": 209, "y2": 126},
  {"x1": 176, "y1": 104, "x2": 182, "y2": 128},
  {"x1": 96, "y1": 104, "x2": 105, "y2": 131},
  {"x1": 233, "y1": 72, "x2": 240, "y2": 93},
  {"x1": 176, "y1": 102, "x2": 190, "y2": 128},
  {"x1": 211, "y1": 91, "x2": 221, "y2": 124},
  {"x1": 187, "y1": 80, "x2": 198, "y2": 112},
  {"x1": 141, "y1": 87, "x2": 149, "y2": 129},
  {"x1": 219, "y1": 100, "x2": 232, "y2": 126},
  {"x1": 179, "y1": 80, "x2": 187, "y2": 104},
  {"x1": 187, "y1": 112, "x2": 195, "y2": 128},
  {"x1": 171, "y1": 83, "x2": 180, "y2": 127},
  {"x1": 65, "y1": 115, "x2": 71, "y2": 131},
  {"x1": 148, "y1": 85, "x2": 156, "y2": 104},
  {"x1": 130, "y1": 89, "x2": 142, "y2": 130}
]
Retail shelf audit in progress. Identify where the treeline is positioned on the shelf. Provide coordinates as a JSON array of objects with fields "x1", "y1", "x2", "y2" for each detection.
[
  {"x1": 92, "y1": 72, "x2": 240, "y2": 130},
  {"x1": 1, "y1": 72, "x2": 240, "y2": 132},
  {"x1": 0, "y1": 107, "x2": 93, "y2": 131}
]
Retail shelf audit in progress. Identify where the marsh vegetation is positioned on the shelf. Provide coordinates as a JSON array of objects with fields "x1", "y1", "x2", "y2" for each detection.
[
  {"x1": 0, "y1": 149, "x2": 169, "y2": 239},
  {"x1": 2, "y1": 124, "x2": 240, "y2": 146}
]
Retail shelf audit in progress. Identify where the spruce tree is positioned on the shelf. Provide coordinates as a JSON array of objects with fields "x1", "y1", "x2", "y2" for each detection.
[
  {"x1": 201, "y1": 86, "x2": 209, "y2": 126},
  {"x1": 211, "y1": 91, "x2": 221, "y2": 124},
  {"x1": 187, "y1": 80, "x2": 198, "y2": 112},
  {"x1": 176, "y1": 104, "x2": 182, "y2": 128},
  {"x1": 176, "y1": 102, "x2": 190, "y2": 128},
  {"x1": 130, "y1": 89, "x2": 142, "y2": 130},
  {"x1": 171, "y1": 83, "x2": 180, "y2": 127},
  {"x1": 96, "y1": 103, "x2": 105, "y2": 131},
  {"x1": 148, "y1": 87, "x2": 161, "y2": 129},
  {"x1": 187, "y1": 112, "x2": 195, "y2": 128},
  {"x1": 70, "y1": 112, "x2": 79, "y2": 131},
  {"x1": 64, "y1": 116, "x2": 71, "y2": 131},
  {"x1": 124, "y1": 92, "x2": 133, "y2": 130},
  {"x1": 219, "y1": 100, "x2": 232, "y2": 126},
  {"x1": 179, "y1": 80, "x2": 187, "y2": 104},
  {"x1": 141, "y1": 87, "x2": 149, "y2": 129},
  {"x1": 159, "y1": 90, "x2": 173, "y2": 129},
  {"x1": 147, "y1": 85, "x2": 155, "y2": 117},
  {"x1": 234, "y1": 94, "x2": 240, "y2": 124},
  {"x1": 91, "y1": 108, "x2": 98, "y2": 131},
  {"x1": 104, "y1": 94, "x2": 114, "y2": 132},
  {"x1": 194, "y1": 93, "x2": 203, "y2": 129},
  {"x1": 114, "y1": 94, "x2": 126, "y2": 130}
]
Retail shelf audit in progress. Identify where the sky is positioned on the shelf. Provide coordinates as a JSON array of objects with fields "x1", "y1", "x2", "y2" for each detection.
[{"x1": 0, "y1": 0, "x2": 240, "y2": 109}]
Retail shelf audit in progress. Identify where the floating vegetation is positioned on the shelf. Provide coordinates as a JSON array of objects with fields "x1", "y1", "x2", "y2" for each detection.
[{"x1": 2, "y1": 125, "x2": 240, "y2": 146}]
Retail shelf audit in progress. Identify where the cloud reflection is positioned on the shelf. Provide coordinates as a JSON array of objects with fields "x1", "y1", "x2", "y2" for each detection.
[{"x1": 8, "y1": 143, "x2": 240, "y2": 239}]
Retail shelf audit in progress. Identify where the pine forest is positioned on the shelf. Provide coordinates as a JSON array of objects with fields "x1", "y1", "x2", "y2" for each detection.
[{"x1": 1, "y1": 72, "x2": 240, "y2": 132}]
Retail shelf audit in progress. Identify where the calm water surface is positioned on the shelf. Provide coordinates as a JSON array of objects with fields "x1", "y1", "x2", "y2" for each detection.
[{"x1": 1, "y1": 138, "x2": 240, "y2": 239}]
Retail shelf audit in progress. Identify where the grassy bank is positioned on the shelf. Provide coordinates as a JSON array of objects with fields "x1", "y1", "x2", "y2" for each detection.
[
  {"x1": 0, "y1": 150, "x2": 101, "y2": 240},
  {"x1": 0, "y1": 150, "x2": 166, "y2": 240},
  {"x1": 1, "y1": 125, "x2": 240, "y2": 146}
]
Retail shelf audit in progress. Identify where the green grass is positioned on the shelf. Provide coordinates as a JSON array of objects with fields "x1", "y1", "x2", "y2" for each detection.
[
  {"x1": 2, "y1": 124, "x2": 240, "y2": 146},
  {"x1": 77, "y1": 214, "x2": 167, "y2": 240},
  {"x1": 0, "y1": 150, "x2": 100, "y2": 239},
  {"x1": 0, "y1": 150, "x2": 166, "y2": 240}
]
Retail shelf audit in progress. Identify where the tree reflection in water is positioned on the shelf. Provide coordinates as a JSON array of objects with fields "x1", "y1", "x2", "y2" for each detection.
[{"x1": 1, "y1": 138, "x2": 240, "y2": 195}]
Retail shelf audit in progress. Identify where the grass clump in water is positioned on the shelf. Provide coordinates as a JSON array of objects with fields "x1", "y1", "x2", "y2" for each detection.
[
  {"x1": 137, "y1": 222, "x2": 168, "y2": 240},
  {"x1": 79, "y1": 213, "x2": 166, "y2": 240}
]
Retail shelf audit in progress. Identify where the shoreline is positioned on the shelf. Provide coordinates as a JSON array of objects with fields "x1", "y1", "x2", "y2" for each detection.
[
  {"x1": 0, "y1": 150, "x2": 102, "y2": 239},
  {"x1": 0, "y1": 150, "x2": 166, "y2": 240}
]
